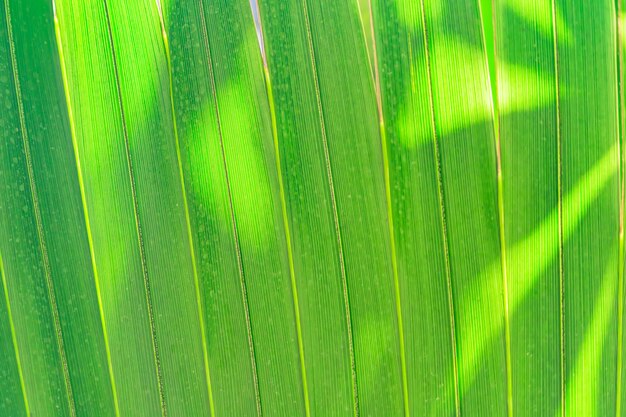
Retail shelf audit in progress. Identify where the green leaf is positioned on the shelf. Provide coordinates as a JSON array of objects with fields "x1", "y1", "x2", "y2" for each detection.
[
  {"x1": 52, "y1": 0, "x2": 238, "y2": 413},
  {"x1": 0, "y1": 255, "x2": 28, "y2": 417},
  {"x1": 615, "y1": 0, "x2": 626, "y2": 416},
  {"x1": 370, "y1": 0, "x2": 508, "y2": 415},
  {"x1": 1, "y1": 0, "x2": 624, "y2": 415},
  {"x1": 162, "y1": 0, "x2": 305, "y2": 414},
  {"x1": 1, "y1": 0, "x2": 116, "y2": 414},
  {"x1": 258, "y1": 0, "x2": 406, "y2": 414},
  {"x1": 495, "y1": 0, "x2": 621, "y2": 415}
]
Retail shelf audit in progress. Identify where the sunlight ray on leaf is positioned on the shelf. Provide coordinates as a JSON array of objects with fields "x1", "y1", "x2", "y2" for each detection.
[
  {"x1": 460, "y1": 142, "x2": 618, "y2": 400},
  {"x1": 494, "y1": 0, "x2": 621, "y2": 415},
  {"x1": 396, "y1": 36, "x2": 555, "y2": 149},
  {"x1": 497, "y1": 64, "x2": 556, "y2": 114},
  {"x1": 0, "y1": 0, "x2": 623, "y2": 415},
  {"x1": 493, "y1": 1, "x2": 561, "y2": 413},
  {"x1": 557, "y1": 1, "x2": 620, "y2": 415},
  {"x1": 563, "y1": 251, "x2": 618, "y2": 417},
  {"x1": 181, "y1": 78, "x2": 275, "y2": 245},
  {"x1": 423, "y1": 0, "x2": 507, "y2": 414}
]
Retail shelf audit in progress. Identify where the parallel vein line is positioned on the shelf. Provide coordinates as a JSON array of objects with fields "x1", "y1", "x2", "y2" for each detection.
[
  {"x1": 550, "y1": 1, "x2": 565, "y2": 416},
  {"x1": 197, "y1": 1, "x2": 263, "y2": 415},
  {"x1": 5, "y1": 4, "x2": 76, "y2": 416},
  {"x1": 0, "y1": 254, "x2": 30, "y2": 415},
  {"x1": 155, "y1": 2, "x2": 215, "y2": 415},
  {"x1": 478, "y1": 1, "x2": 513, "y2": 415},
  {"x1": 615, "y1": 0, "x2": 624, "y2": 415},
  {"x1": 355, "y1": 0, "x2": 374, "y2": 86},
  {"x1": 98, "y1": 2, "x2": 166, "y2": 415},
  {"x1": 366, "y1": 1, "x2": 409, "y2": 415},
  {"x1": 418, "y1": 1, "x2": 461, "y2": 415}
]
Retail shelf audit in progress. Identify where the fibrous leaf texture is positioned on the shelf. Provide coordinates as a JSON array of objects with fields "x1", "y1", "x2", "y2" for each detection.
[{"x1": 0, "y1": 0, "x2": 623, "y2": 416}]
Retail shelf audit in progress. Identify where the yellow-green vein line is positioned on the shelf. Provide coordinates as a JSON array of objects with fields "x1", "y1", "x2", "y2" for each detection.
[
  {"x1": 197, "y1": 1, "x2": 262, "y2": 415},
  {"x1": 615, "y1": 231, "x2": 624, "y2": 417},
  {"x1": 155, "y1": 3, "x2": 215, "y2": 415},
  {"x1": 478, "y1": 1, "x2": 513, "y2": 415},
  {"x1": 261, "y1": 63, "x2": 310, "y2": 417},
  {"x1": 0, "y1": 254, "x2": 30, "y2": 416},
  {"x1": 616, "y1": 1, "x2": 624, "y2": 415},
  {"x1": 550, "y1": 1, "x2": 565, "y2": 416},
  {"x1": 354, "y1": 0, "x2": 374, "y2": 86},
  {"x1": 366, "y1": 1, "x2": 409, "y2": 416},
  {"x1": 418, "y1": 1, "x2": 460, "y2": 415},
  {"x1": 6, "y1": 4, "x2": 76, "y2": 415},
  {"x1": 255, "y1": 4, "x2": 310, "y2": 414}
]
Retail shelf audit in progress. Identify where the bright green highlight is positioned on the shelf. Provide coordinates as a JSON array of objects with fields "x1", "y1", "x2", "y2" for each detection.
[
  {"x1": 564, "y1": 251, "x2": 618, "y2": 417},
  {"x1": 0, "y1": 0, "x2": 623, "y2": 416},
  {"x1": 461, "y1": 142, "x2": 618, "y2": 391}
]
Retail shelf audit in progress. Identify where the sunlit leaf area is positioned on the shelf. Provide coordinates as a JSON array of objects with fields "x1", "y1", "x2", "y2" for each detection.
[{"x1": 0, "y1": 0, "x2": 625, "y2": 415}]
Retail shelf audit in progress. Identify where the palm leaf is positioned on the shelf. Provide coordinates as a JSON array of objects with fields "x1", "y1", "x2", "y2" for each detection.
[
  {"x1": 162, "y1": 0, "x2": 302, "y2": 414},
  {"x1": 0, "y1": 0, "x2": 624, "y2": 416},
  {"x1": 258, "y1": 0, "x2": 404, "y2": 414},
  {"x1": 494, "y1": 0, "x2": 621, "y2": 415},
  {"x1": 1, "y1": 0, "x2": 115, "y2": 414},
  {"x1": 53, "y1": 0, "x2": 219, "y2": 414},
  {"x1": 370, "y1": 0, "x2": 507, "y2": 415}
]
